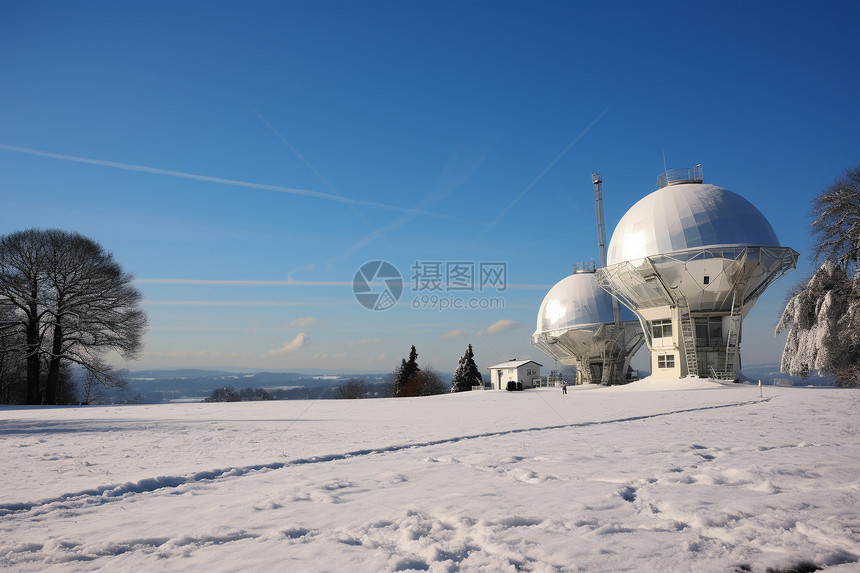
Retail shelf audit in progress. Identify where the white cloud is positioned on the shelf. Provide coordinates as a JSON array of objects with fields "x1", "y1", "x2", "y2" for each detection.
[
  {"x1": 441, "y1": 329, "x2": 467, "y2": 339},
  {"x1": 290, "y1": 317, "x2": 319, "y2": 327},
  {"x1": 479, "y1": 319, "x2": 519, "y2": 336},
  {"x1": 265, "y1": 333, "x2": 309, "y2": 356}
]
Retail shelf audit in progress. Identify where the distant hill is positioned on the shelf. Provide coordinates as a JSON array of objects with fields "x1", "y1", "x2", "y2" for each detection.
[
  {"x1": 129, "y1": 369, "x2": 241, "y2": 380},
  {"x1": 100, "y1": 370, "x2": 390, "y2": 404},
  {"x1": 739, "y1": 363, "x2": 833, "y2": 386}
]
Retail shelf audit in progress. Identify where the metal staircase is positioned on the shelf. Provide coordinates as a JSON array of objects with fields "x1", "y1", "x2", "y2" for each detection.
[
  {"x1": 678, "y1": 297, "x2": 699, "y2": 377},
  {"x1": 602, "y1": 351, "x2": 620, "y2": 385},
  {"x1": 721, "y1": 288, "x2": 743, "y2": 379}
]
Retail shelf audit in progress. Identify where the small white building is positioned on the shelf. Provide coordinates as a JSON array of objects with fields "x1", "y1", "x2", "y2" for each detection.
[{"x1": 488, "y1": 359, "x2": 542, "y2": 390}]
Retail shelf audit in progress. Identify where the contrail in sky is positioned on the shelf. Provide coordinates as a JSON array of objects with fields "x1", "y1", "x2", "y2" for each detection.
[
  {"x1": 0, "y1": 144, "x2": 460, "y2": 221},
  {"x1": 472, "y1": 108, "x2": 609, "y2": 243},
  {"x1": 136, "y1": 279, "x2": 352, "y2": 286},
  {"x1": 331, "y1": 145, "x2": 493, "y2": 262},
  {"x1": 135, "y1": 278, "x2": 551, "y2": 289},
  {"x1": 253, "y1": 109, "x2": 493, "y2": 265},
  {"x1": 252, "y1": 109, "x2": 386, "y2": 243}
]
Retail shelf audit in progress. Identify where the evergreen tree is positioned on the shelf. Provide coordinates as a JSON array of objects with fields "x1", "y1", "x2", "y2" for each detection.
[
  {"x1": 451, "y1": 344, "x2": 483, "y2": 392},
  {"x1": 393, "y1": 345, "x2": 420, "y2": 397}
]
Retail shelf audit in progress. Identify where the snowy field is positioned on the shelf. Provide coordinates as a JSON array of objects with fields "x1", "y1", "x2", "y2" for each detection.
[{"x1": 1, "y1": 379, "x2": 859, "y2": 572}]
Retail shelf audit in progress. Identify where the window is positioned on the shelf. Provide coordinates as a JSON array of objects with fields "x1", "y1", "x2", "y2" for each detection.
[
  {"x1": 708, "y1": 317, "x2": 722, "y2": 343},
  {"x1": 695, "y1": 318, "x2": 708, "y2": 345},
  {"x1": 652, "y1": 319, "x2": 672, "y2": 339},
  {"x1": 703, "y1": 275, "x2": 710, "y2": 285},
  {"x1": 658, "y1": 354, "x2": 675, "y2": 369}
]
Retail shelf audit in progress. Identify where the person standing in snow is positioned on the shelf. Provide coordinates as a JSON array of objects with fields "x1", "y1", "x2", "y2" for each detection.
[{"x1": 562, "y1": 381, "x2": 567, "y2": 395}]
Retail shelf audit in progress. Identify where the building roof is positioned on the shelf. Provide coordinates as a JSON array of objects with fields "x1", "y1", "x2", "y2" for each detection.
[
  {"x1": 488, "y1": 360, "x2": 542, "y2": 369},
  {"x1": 607, "y1": 183, "x2": 781, "y2": 265}
]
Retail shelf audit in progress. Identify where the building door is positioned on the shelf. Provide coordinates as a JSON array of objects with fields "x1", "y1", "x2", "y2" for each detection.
[
  {"x1": 708, "y1": 317, "x2": 722, "y2": 346},
  {"x1": 695, "y1": 318, "x2": 708, "y2": 346}
]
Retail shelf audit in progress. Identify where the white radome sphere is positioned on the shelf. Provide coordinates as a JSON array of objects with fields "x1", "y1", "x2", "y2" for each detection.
[
  {"x1": 535, "y1": 273, "x2": 637, "y2": 335},
  {"x1": 606, "y1": 183, "x2": 780, "y2": 265}
]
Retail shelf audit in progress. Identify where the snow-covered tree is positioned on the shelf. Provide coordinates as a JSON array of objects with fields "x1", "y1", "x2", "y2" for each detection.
[
  {"x1": 451, "y1": 344, "x2": 482, "y2": 392},
  {"x1": 777, "y1": 166, "x2": 860, "y2": 387},
  {"x1": 776, "y1": 257, "x2": 860, "y2": 384}
]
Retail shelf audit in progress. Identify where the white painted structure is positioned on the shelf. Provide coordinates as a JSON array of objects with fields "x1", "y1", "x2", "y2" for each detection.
[
  {"x1": 487, "y1": 359, "x2": 542, "y2": 390},
  {"x1": 597, "y1": 166, "x2": 798, "y2": 380},
  {"x1": 532, "y1": 271, "x2": 644, "y2": 385},
  {"x1": 531, "y1": 172, "x2": 645, "y2": 385}
]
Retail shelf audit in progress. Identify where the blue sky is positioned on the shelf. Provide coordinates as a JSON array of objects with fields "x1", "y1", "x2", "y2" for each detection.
[{"x1": 1, "y1": 1, "x2": 858, "y2": 375}]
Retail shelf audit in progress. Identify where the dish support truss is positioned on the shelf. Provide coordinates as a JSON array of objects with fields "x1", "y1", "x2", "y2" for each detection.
[
  {"x1": 596, "y1": 246, "x2": 798, "y2": 379},
  {"x1": 531, "y1": 321, "x2": 645, "y2": 385}
]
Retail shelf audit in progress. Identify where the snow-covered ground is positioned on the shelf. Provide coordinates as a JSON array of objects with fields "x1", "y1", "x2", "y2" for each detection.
[{"x1": 1, "y1": 379, "x2": 859, "y2": 572}]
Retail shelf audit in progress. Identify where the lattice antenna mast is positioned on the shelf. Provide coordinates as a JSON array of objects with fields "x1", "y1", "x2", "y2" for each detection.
[
  {"x1": 593, "y1": 172, "x2": 607, "y2": 268},
  {"x1": 593, "y1": 171, "x2": 621, "y2": 324}
]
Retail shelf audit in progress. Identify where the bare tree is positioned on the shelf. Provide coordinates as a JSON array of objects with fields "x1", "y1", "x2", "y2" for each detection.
[
  {"x1": 0, "y1": 229, "x2": 147, "y2": 404},
  {"x1": 0, "y1": 301, "x2": 26, "y2": 404},
  {"x1": 0, "y1": 230, "x2": 50, "y2": 404},
  {"x1": 81, "y1": 369, "x2": 103, "y2": 404},
  {"x1": 812, "y1": 165, "x2": 860, "y2": 276},
  {"x1": 334, "y1": 378, "x2": 369, "y2": 399},
  {"x1": 42, "y1": 230, "x2": 145, "y2": 403},
  {"x1": 414, "y1": 367, "x2": 446, "y2": 396}
]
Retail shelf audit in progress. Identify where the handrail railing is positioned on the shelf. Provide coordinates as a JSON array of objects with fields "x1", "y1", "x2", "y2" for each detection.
[{"x1": 657, "y1": 164, "x2": 703, "y2": 189}]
